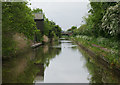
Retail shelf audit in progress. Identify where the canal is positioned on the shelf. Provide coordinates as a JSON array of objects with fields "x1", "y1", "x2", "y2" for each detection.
[{"x1": 2, "y1": 38, "x2": 120, "y2": 83}]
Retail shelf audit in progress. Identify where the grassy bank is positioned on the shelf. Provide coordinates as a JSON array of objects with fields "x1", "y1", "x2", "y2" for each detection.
[{"x1": 71, "y1": 35, "x2": 120, "y2": 69}]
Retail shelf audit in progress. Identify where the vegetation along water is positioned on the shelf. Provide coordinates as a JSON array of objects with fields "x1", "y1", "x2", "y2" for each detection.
[{"x1": 2, "y1": 1, "x2": 120, "y2": 84}]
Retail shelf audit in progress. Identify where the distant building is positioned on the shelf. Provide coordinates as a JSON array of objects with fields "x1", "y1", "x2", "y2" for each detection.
[
  {"x1": 33, "y1": 13, "x2": 44, "y2": 20},
  {"x1": 33, "y1": 12, "x2": 44, "y2": 42},
  {"x1": 33, "y1": 12, "x2": 44, "y2": 34}
]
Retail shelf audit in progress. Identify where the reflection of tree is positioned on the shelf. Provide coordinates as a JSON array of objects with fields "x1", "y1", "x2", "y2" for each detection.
[
  {"x1": 34, "y1": 43, "x2": 61, "y2": 69},
  {"x1": 2, "y1": 42, "x2": 61, "y2": 83},
  {"x1": 85, "y1": 60, "x2": 103, "y2": 83},
  {"x1": 86, "y1": 60, "x2": 120, "y2": 83},
  {"x1": 2, "y1": 48, "x2": 39, "y2": 83},
  {"x1": 78, "y1": 47, "x2": 120, "y2": 83},
  {"x1": 17, "y1": 43, "x2": 61, "y2": 83},
  {"x1": 33, "y1": 42, "x2": 61, "y2": 83}
]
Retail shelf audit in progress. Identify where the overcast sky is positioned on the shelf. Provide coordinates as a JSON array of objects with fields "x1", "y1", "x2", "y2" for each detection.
[{"x1": 28, "y1": 0, "x2": 90, "y2": 31}]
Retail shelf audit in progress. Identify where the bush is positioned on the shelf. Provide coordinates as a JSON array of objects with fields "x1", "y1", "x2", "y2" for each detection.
[{"x1": 102, "y1": 3, "x2": 120, "y2": 38}]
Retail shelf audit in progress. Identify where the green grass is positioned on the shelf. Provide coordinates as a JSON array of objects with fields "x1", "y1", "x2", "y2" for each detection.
[{"x1": 71, "y1": 35, "x2": 120, "y2": 69}]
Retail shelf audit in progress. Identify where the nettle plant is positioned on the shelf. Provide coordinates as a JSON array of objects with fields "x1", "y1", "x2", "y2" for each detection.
[{"x1": 102, "y1": 3, "x2": 120, "y2": 37}]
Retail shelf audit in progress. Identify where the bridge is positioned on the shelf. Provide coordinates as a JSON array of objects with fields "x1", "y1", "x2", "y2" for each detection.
[{"x1": 61, "y1": 31, "x2": 73, "y2": 36}]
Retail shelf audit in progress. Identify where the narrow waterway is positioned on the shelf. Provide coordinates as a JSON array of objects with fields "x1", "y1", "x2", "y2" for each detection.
[
  {"x1": 2, "y1": 38, "x2": 120, "y2": 83},
  {"x1": 34, "y1": 39, "x2": 90, "y2": 83}
]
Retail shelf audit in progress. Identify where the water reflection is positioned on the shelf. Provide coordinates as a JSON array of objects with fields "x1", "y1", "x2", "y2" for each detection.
[
  {"x1": 2, "y1": 41, "x2": 61, "y2": 83},
  {"x1": 42, "y1": 40, "x2": 90, "y2": 83},
  {"x1": 78, "y1": 46, "x2": 120, "y2": 83},
  {"x1": 2, "y1": 39, "x2": 120, "y2": 84},
  {"x1": 33, "y1": 43, "x2": 62, "y2": 83}
]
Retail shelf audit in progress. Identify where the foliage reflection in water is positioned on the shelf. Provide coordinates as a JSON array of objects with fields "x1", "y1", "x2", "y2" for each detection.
[
  {"x1": 2, "y1": 41, "x2": 61, "y2": 83},
  {"x1": 2, "y1": 39, "x2": 120, "y2": 83}
]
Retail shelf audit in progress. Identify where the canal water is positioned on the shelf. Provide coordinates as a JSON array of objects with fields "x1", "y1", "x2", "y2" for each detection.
[{"x1": 2, "y1": 38, "x2": 120, "y2": 83}]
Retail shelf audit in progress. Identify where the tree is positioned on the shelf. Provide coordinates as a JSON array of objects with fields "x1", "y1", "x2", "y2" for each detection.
[
  {"x1": 85, "y1": 2, "x2": 117, "y2": 37},
  {"x1": 2, "y1": 2, "x2": 36, "y2": 57},
  {"x1": 32, "y1": 8, "x2": 43, "y2": 13},
  {"x1": 44, "y1": 17, "x2": 62, "y2": 38},
  {"x1": 102, "y1": 3, "x2": 120, "y2": 38}
]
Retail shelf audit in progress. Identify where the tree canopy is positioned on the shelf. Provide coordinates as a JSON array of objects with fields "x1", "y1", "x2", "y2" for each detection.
[{"x1": 2, "y1": 2, "x2": 37, "y2": 57}]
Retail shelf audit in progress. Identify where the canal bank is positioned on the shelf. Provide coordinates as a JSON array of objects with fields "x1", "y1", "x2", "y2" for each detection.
[{"x1": 71, "y1": 38, "x2": 120, "y2": 73}]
